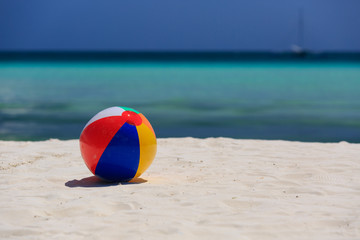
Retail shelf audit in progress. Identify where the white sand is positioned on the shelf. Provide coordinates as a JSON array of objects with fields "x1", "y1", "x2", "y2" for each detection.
[{"x1": 1, "y1": 138, "x2": 360, "y2": 240}]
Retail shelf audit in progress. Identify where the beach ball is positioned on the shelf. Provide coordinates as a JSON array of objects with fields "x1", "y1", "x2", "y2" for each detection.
[{"x1": 79, "y1": 106, "x2": 157, "y2": 182}]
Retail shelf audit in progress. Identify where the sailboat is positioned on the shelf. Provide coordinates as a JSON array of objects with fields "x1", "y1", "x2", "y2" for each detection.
[{"x1": 291, "y1": 8, "x2": 308, "y2": 57}]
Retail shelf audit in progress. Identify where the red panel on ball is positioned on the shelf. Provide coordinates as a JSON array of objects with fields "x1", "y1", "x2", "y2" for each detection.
[
  {"x1": 122, "y1": 110, "x2": 142, "y2": 126},
  {"x1": 79, "y1": 116, "x2": 126, "y2": 173}
]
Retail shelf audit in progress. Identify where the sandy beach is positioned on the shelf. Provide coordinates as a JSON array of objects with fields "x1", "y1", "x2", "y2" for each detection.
[{"x1": 1, "y1": 138, "x2": 360, "y2": 239}]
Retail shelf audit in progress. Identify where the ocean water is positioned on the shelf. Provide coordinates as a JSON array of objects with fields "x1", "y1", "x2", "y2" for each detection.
[{"x1": 1, "y1": 60, "x2": 360, "y2": 142}]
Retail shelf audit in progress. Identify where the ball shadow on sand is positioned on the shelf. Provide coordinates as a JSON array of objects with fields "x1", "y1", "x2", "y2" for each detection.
[{"x1": 65, "y1": 176, "x2": 147, "y2": 188}]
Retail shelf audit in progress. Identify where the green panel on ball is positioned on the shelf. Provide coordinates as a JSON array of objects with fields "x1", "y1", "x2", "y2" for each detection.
[{"x1": 120, "y1": 106, "x2": 140, "y2": 114}]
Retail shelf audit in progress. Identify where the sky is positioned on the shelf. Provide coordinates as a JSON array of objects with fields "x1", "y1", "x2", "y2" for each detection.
[{"x1": 0, "y1": 0, "x2": 359, "y2": 52}]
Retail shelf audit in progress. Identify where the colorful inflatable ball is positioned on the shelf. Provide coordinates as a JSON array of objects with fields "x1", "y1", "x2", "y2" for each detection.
[{"x1": 79, "y1": 106, "x2": 157, "y2": 182}]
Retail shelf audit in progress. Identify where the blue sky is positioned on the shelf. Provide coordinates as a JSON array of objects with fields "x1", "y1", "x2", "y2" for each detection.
[{"x1": 0, "y1": 0, "x2": 359, "y2": 51}]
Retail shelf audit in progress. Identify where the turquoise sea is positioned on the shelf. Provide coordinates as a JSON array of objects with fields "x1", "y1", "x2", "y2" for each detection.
[{"x1": 1, "y1": 55, "x2": 360, "y2": 142}]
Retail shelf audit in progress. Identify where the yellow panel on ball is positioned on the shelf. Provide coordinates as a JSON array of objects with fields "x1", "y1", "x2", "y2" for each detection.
[{"x1": 135, "y1": 114, "x2": 157, "y2": 178}]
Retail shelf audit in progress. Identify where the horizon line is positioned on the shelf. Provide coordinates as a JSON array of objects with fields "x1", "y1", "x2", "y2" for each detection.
[{"x1": 1, "y1": 50, "x2": 360, "y2": 62}]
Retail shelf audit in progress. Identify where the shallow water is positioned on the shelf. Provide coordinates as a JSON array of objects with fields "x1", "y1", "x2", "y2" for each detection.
[{"x1": 1, "y1": 61, "x2": 360, "y2": 142}]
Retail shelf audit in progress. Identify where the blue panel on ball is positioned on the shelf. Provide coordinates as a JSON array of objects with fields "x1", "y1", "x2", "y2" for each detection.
[{"x1": 95, "y1": 123, "x2": 140, "y2": 182}]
